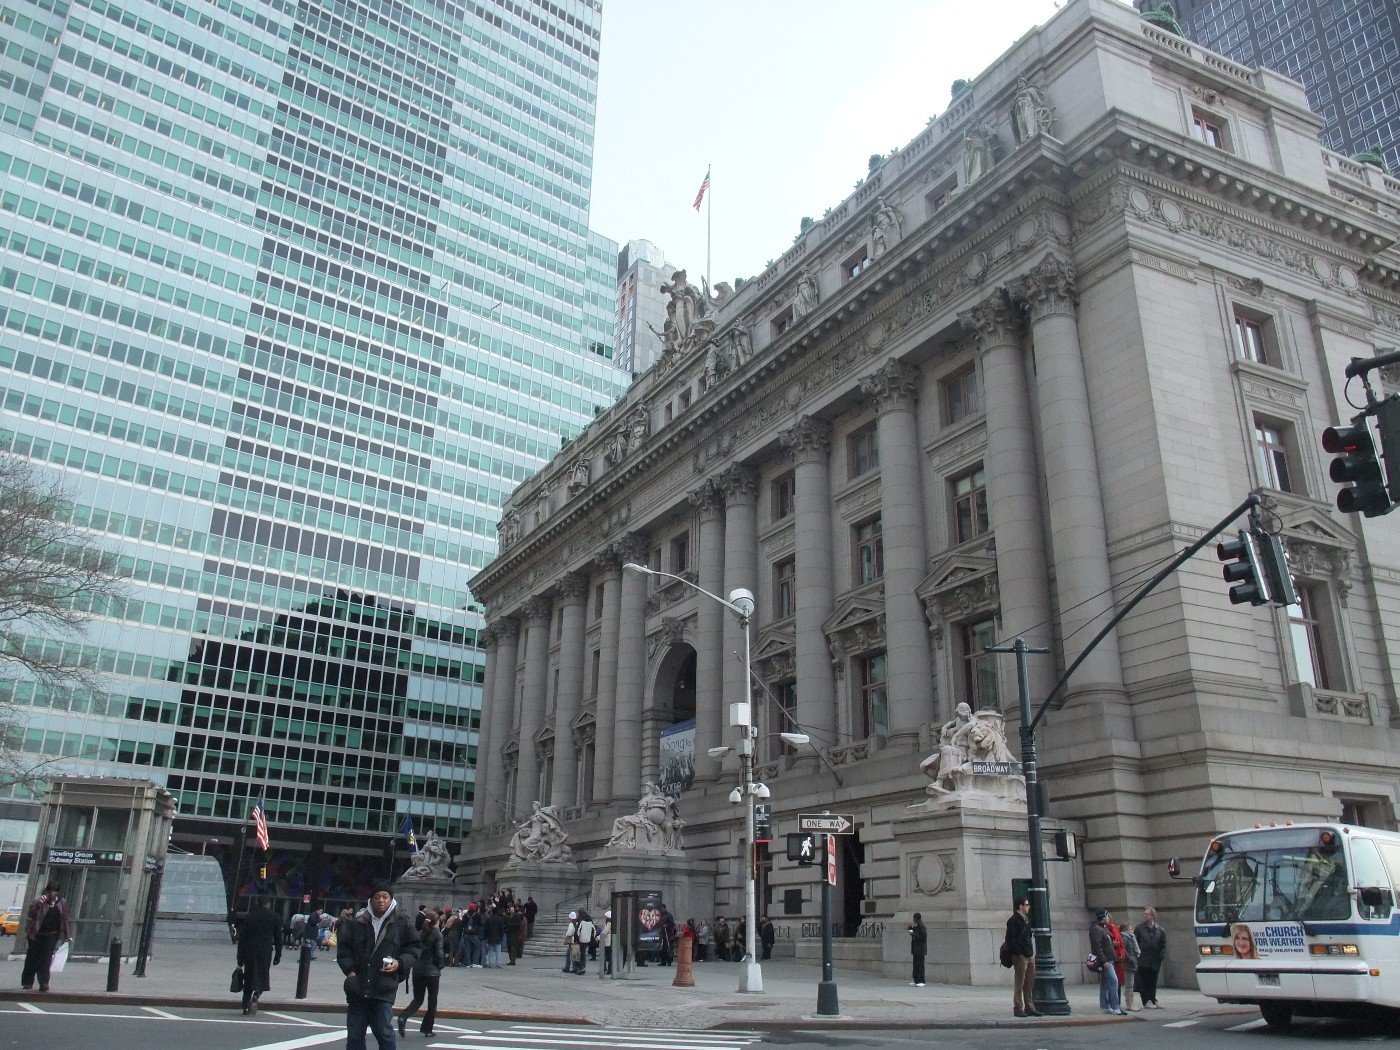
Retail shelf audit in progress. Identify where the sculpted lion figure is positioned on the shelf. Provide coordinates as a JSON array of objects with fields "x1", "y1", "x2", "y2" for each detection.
[{"x1": 964, "y1": 719, "x2": 1016, "y2": 765}]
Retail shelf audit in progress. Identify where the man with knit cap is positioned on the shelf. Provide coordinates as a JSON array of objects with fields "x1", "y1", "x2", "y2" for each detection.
[{"x1": 337, "y1": 881, "x2": 419, "y2": 1048}]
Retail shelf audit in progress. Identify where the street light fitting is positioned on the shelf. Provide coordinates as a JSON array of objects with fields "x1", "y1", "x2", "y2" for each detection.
[
  {"x1": 707, "y1": 745, "x2": 732, "y2": 759},
  {"x1": 728, "y1": 587, "x2": 755, "y2": 617},
  {"x1": 778, "y1": 732, "x2": 810, "y2": 746}
]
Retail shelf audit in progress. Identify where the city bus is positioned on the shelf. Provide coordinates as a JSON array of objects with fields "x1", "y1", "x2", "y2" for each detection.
[{"x1": 1172, "y1": 822, "x2": 1400, "y2": 1028}]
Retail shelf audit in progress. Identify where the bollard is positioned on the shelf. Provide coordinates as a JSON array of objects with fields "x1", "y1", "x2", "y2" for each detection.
[
  {"x1": 295, "y1": 941, "x2": 314, "y2": 1000},
  {"x1": 672, "y1": 933, "x2": 694, "y2": 988},
  {"x1": 106, "y1": 938, "x2": 122, "y2": 993}
]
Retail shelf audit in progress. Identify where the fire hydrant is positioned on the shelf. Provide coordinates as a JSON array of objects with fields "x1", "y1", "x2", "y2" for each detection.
[{"x1": 673, "y1": 931, "x2": 695, "y2": 987}]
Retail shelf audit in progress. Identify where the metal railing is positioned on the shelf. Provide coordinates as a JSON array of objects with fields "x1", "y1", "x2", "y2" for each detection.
[{"x1": 800, "y1": 920, "x2": 885, "y2": 939}]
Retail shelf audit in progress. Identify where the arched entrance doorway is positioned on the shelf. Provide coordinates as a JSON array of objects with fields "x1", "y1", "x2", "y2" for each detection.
[{"x1": 646, "y1": 643, "x2": 696, "y2": 792}]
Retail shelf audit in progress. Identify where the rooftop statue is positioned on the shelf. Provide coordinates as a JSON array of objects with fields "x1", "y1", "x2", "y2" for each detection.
[
  {"x1": 508, "y1": 800, "x2": 573, "y2": 863},
  {"x1": 400, "y1": 831, "x2": 454, "y2": 880},
  {"x1": 648, "y1": 269, "x2": 717, "y2": 360}
]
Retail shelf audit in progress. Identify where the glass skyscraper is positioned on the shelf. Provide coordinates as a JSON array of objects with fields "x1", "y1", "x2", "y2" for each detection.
[
  {"x1": 0, "y1": 0, "x2": 624, "y2": 897},
  {"x1": 1138, "y1": 0, "x2": 1399, "y2": 172}
]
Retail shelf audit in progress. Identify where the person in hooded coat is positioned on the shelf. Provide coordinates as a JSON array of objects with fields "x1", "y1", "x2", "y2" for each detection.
[{"x1": 337, "y1": 881, "x2": 420, "y2": 1049}]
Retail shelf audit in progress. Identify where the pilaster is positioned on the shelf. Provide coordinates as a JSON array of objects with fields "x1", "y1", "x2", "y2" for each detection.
[{"x1": 550, "y1": 573, "x2": 588, "y2": 810}]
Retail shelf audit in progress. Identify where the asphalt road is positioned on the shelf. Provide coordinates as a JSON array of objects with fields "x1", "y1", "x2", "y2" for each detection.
[{"x1": 1, "y1": 1004, "x2": 1398, "y2": 1050}]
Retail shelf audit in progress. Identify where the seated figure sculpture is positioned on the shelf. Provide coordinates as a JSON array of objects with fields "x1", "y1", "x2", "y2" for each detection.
[
  {"x1": 508, "y1": 800, "x2": 573, "y2": 863},
  {"x1": 401, "y1": 831, "x2": 454, "y2": 880},
  {"x1": 606, "y1": 782, "x2": 685, "y2": 854},
  {"x1": 917, "y1": 706, "x2": 1025, "y2": 810}
]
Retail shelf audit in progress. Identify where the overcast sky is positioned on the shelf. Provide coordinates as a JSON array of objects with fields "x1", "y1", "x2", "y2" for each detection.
[{"x1": 588, "y1": 0, "x2": 1069, "y2": 287}]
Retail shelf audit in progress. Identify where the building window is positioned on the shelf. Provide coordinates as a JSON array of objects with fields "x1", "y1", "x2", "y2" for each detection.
[
  {"x1": 590, "y1": 649, "x2": 601, "y2": 696},
  {"x1": 962, "y1": 618, "x2": 999, "y2": 709},
  {"x1": 593, "y1": 582, "x2": 605, "y2": 620},
  {"x1": 1233, "y1": 308, "x2": 1277, "y2": 366},
  {"x1": 943, "y1": 366, "x2": 980, "y2": 426},
  {"x1": 766, "y1": 679, "x2": 798, "y2": 762},
  {"x1": 678, "y1": 389, "x2": 692, "y2": 413},
  {"x1": 952, "y1": 466, "x2": 989, "y2": 543},
  {"x1": 857, "y1": 652, "x2": 888, "y2": 739},
  {"x1": 773, "y1": 557, "x2": 796, "y2": 619},
  {"x1": 772, "y1": 305, "x2": 794, "y2": 337},
  {"x1": 1340, "y1": 798, "x2": 1381, "y2": 828},
  {"x1": 670, "y1": 532, "x2": 690, "y2": 573},
  {"x1": 1253, "y1": 417, "x2": 1297, "y2": 493},
  {"x1": 843, "y1": 248, "x2": 872, "y2": 281},
  {"x1": 848, "y1": 424, "x2": 879, "y2": 478},
  {"x1": 1288, "y1": 585, "x2": 1340, "y2": 691},
  {"x1": 1192, "y1": 108, "x2": 1228, "y2": 149},
  {"x1": 926, "y1": 176, "x2": 957, "y2": 215},
  {"x1": 854, "y1": 516, "x2": 884, "y2": 584},
  {"x1": 772, "y1": 472, "x2": 795, "y2": 521}
]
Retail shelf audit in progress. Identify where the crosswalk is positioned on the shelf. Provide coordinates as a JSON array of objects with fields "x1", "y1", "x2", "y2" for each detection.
[{"x1": 425, "y1": 1023, "x2": 763, "y2": 1050}]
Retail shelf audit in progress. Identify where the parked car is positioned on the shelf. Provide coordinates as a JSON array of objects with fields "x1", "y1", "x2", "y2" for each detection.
[{"x1": 0, "y1": 911, "x2": 20, "y2": 936}]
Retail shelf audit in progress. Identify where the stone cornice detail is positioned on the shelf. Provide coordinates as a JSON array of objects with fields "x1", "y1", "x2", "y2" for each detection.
[
  {"x1": 859, "y1": 358, "x2": 919, "y2": 413},
  {"x1": 779, "y1": 415, "x2": 832, "y2": 464}
]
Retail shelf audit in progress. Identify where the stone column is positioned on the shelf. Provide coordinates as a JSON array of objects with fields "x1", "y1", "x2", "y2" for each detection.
[
  {"x1": 472, "y1": 624, "x2": 499, "y2": 827},
  {"x1": 591, "y1": 551, "x2": 622, "y2": 803},
  {"x1": 959, "y1": 295, "x2": 1056, "y2": 707},
  {"x1": 858, "y1": 358, "x2": 932, "y2": 738},
  {"x1": 1010, "y1": 255, "x2": 1126, "y2": 708},
  {"x1": 721, "y1": 465, "x2": 759, "y2": 719},
  {"x1": 481, "y1": 618, "x2": 519, "y2": 827},
  {"x1": 779, "y1": 416, "x2": 837, "y2": 745},
  {"x1": 514, "y1": 596, "x2": 551, "y2": 809},
  {"x1": 612, "y1": 533, "x2": 650, "y2": 803},
  {"x1": 549, "y1": 573, "x2": 588, "y2": 810},
  {"x1": 691, "y1": 480, "x2": 727, "y2": 778}
]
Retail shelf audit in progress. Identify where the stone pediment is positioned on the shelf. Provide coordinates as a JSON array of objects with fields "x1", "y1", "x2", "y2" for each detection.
[
  {"x1": 570, "y1": 707, "x2": 595, "y2": 747},
  {"x1": 754, "y1": 625, "x2": 796, "y2": 680},
  {"x1": 918, "y1": 547, "x2": 999, "y2": 623},
  {"x1": 823, "y1": 586, "x2": 886, "y2": 668},
  {"x1": 1262, "y1": 497, "x2": 1356, "y2": 604},
  {"x1": 1266, "y1": 498, "x2": 1356, "y2": 549}
]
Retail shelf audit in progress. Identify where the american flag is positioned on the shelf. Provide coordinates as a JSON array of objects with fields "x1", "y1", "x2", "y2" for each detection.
[
  {"x1": 251, "y1": 790, "x2": 269, "y2": 852},
  {"x1": 692, "y1": 168, "x2": 710, "y2": 212}
]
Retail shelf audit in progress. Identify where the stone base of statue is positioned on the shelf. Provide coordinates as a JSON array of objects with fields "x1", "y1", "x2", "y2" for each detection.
[
  {"x1": 879, "y1": 806, "x2": 1085, "y2": 986},
  {"x1": 392, "y1": 876, "x2": 469, "y2": 917},
  {"x1": 909, "y1": 767, "x2": 1027, "y2": 814},
  {"x1": 493, "y1": 859, "x2": 587, "y2": 916},
  {"x1": 588, "y1": 849, "x2": 716, "y2": 922}
]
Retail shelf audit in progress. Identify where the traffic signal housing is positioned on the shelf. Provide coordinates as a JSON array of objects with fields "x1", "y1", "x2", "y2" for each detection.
[
  {"x1": 1322, "y1": 417, "x2": 1391, "y2": 517},
  {"x1": 1254, "y1": 529, "x2": 1298, "y2": 608},
  {"x1": 1217, "y1": 528, "x2": 1270, "y2": 606},
  {"x1": 786, "y1": 832, "x2": 818, "y2": 865}
]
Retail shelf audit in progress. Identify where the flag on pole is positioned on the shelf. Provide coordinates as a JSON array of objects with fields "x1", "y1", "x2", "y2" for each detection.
[
  {"x1": 251, "y1": 790, "x2": 269, "y2": 852},
  {"x1": 692, "y1": 167, "x2": 710, "y2": 212},
  {"x1": 400, "y1": 815, "x2": 418, "y2": 853}
]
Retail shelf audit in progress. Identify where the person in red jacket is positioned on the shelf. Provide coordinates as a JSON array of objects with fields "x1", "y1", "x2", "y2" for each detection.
[{"x1": 22, "y1": 882, "x2": 72, "y2": 992}]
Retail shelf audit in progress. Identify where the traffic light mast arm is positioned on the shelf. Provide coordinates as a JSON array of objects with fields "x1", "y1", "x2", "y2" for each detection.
[{"x1": 1027, "y1": 493, "x2": 1262, "y2": 735}]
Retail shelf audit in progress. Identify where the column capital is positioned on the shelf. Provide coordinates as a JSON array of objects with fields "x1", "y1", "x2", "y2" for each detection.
[
  {"x1": 480, "y1": 623, "x2": 498, "y2": 651},
  {"x1": 688, "y1": 478, "x2": 725, "y2": 523},
  {"x1": 957, "y1": 293, "x2": 1019, "y2": 353},
  {"x1": 1010, "y1": 255, "x2": 1076, "y2": 322},
  {"x1": 719, "y1": 463, "x2": 759, "y2": 505},
  {"x1": 594, "y1": 547, "x2": 623, "y2": 575},
  {"x1": 859, "y1": 358, "x2": 919, "y2": 414},
  {"x1": 612, "y1": 531, "x2": 650, "y2": 566},
  {"x1": 521, "y1": 596, "x2": 551, "y2": 624},
  {"x1": 779, "y1": 415, "x2": 831, "y2": 464},
  {"x1": 555, "y1": 571, "x2": 588, "y2": 604},
  {"x1": 490, "y1": 616, "x2": 520, "y2": 642}
]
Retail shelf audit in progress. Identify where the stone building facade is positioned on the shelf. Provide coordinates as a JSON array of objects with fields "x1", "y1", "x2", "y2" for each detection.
[{"x1": 462, "y1": 0, "x2": 1400, "y2": 984}]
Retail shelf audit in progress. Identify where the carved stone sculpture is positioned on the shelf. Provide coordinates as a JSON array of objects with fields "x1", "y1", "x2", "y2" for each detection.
[
  {"x1": 729, "y1": 321, "x2": 752, "y2": 370},
  {"x1": 870, "y1": 196, "x2": 903, "y2": 257},
  {"x1": 649, "y1": 269, "x2": 717, "y2": 359},
  {"x1": 496, "y1": 509, "x2": 520, "y2": 549},
  {"x1": 400, "y1": 831, "x2": 454, "y2": 880},
  {"x1": 1012, "y1": 77, "x2": 1053, "y2": 142},
  {"x1": 603, "y1": 426, "x2": 629, "y2": 468},
  {"x1": 508, "y1": 800, "x2": 573, "y2": 863},
  {"x1": 629, "y1": 407, "x2": 651, "y2": 448},
  {"x1": 606, "y1": 782, "x2": 685, "y2": 854},
  {"x1": 567, "y1": 456, "x2": 590, "y2": 495},
  {"x1": 916, "y1": 707, "x2": 1025, "y2": 811},
  {"x1": 963, "y1": 119, "x2": 996, "y2": 184},
  {"x1": 793, "y1": 269, "x2": 819, "y2": 319}
]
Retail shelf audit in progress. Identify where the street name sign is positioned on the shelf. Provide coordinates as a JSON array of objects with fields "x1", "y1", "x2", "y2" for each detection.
[{"x1": 798, "y1": 814, "x2": 854, "y2": 834}]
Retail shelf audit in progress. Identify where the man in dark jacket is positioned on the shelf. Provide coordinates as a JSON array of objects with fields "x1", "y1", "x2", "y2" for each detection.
[
  {"x1": 337, "y1": 882, "x2": 419, "y2": 1049},
  {"x1": 1133, "y1": 906, "x2": 1167, "y2": 1009},
  {"x1": 908, "y1": 912, "x2": 928, "y2": 986},
  {"x1": 21, "y1": 882, "x2": 71, "y2": 992},
  {"x1": 1006, "y1": 897, "x2": 1039, "y2": 1017},
  {"x1": 398, "y1": 908, "x2": 442, "y2": 1037},
  {"x1": 759, "y1": 916, "x2": 776, "y2": 960},
  {"x1": 1089, "y1": 908, "x2": 1124, "y2": 1015},
  {"x1": 236, "y1": 895, "x2": 282, "y2": 1014}
]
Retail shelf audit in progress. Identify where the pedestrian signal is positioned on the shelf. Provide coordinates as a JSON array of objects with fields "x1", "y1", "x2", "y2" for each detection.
[{"x1": 786, "y1": 832, "x2": 818, "y2": 865}]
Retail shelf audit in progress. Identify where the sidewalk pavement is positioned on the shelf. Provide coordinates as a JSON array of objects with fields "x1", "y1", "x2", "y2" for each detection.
[{"x1": 2, "y1": 942, "x2": 1248, "y2": 1031}]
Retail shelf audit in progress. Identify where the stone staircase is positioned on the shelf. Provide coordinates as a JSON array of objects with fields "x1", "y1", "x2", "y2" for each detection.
[{"x1": 521, "y1": 915, "x2": 572, "y2": 958}]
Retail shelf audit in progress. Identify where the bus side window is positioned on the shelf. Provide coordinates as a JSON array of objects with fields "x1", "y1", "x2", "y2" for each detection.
[{"x1": 1351, "y1": 839, "x2": 1394, "y2": 920}]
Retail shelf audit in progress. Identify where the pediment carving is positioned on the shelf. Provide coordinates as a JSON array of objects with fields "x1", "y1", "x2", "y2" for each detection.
[
  {"x1": 823, "y1": 585, "x2": 887, "y2": 669},
  {"x1": 918, "y1": 547, "x2": 1000, "y2": 623},
  {"x1": 754, "y1": 626, "x2": 796, "y2": 681}
]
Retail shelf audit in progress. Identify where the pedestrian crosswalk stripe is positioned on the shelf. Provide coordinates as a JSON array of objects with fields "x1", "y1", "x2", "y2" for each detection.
[
  {"x1": 430, "y1": 1024, "x2": 762, "y2": 1050},
  {"x1": 1225, "y1": 1019, "x2": 1268, "y2": 1032},
  {"x1": 505, "y1": 1025, "x2": 759, "y2": 1040},
  {"x1": 1162, "y1": 1019, "x2": 1199, "y2": 1028}
]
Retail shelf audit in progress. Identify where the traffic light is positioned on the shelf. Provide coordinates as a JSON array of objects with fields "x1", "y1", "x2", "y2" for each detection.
[
  {"x1": 1377, "y1": 399, "x2": 1400, "y2": 504},
  {"x1": 1217, "y1": 528, "x2": 1270, "y2": 606},
  {"x1": 1322, "y1": 417, "x2": 1391, "y2": 517},
  {"x1": 1254, "y1": 529, "x2": 1298, "y2": 608},
  {"x1": 786, "y1": 832, "x2": 817, "y2": 865}
]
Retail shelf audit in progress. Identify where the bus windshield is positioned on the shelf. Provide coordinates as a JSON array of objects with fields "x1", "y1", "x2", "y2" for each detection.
[{"x1": 1197, "y1": 834, "x2": 1352, "y2": 924}]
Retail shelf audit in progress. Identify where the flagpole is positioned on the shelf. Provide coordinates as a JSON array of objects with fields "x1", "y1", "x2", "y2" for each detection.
[{"x1": 706, "y1": 163, "x2": 712, "y2": 292}]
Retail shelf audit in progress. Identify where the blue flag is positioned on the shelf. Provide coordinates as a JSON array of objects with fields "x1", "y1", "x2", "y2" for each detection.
[{"x1": 400, "y1": 816, "x2": 417, "y2": 853}]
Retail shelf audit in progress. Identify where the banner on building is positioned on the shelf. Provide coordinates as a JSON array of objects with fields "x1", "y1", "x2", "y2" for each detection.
[{"x1": 658, "y1": 718, "x2": 696, "y2": 794}]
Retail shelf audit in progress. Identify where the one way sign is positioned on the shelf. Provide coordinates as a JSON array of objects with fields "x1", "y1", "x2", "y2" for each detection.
[{"x1": 798, "y1": 813, "x2": 854, "y2": 834}]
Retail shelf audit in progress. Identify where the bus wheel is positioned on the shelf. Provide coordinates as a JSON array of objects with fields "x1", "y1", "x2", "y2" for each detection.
[{"x1": 1259, "y1": 1002, "x2": 1293, "y2": 1029}]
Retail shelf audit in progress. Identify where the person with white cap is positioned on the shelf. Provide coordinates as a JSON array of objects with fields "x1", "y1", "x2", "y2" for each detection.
[
  {"x1": 602, "y1": 910, "x2": 614, "y2": 975},
  {"x1": 563, "y1": 912, "x2": 579, "y2": 974}
]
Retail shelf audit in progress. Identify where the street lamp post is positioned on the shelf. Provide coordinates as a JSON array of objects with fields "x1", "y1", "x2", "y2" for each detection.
[{"x1": 623, "y1": 562, "x2": 764, "y2": 994}]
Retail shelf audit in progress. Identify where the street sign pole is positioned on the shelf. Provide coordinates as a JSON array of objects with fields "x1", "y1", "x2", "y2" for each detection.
[{"x1": 817, "y1": 829, "x2": 839, "y2": 1016}]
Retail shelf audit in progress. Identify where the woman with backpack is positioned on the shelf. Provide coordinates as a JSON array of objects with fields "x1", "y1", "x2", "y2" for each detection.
[{"x1": 398, "y1": 909, "x2": 442, "y2": 1038}]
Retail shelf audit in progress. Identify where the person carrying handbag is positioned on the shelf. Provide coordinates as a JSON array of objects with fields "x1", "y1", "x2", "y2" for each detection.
[
  {"x1": 398, "y1": 909, "x2": 442, "y2": 1038},
  {"x1": 1089, "y1": 908, "x2": 1124, "y2": 1015},
  {"x1": 22, "y1": 882, "x2": 72, "y2": 994},
  {"x1": 235, "y1": 895, "x2": 282, "y2": 1014}
]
